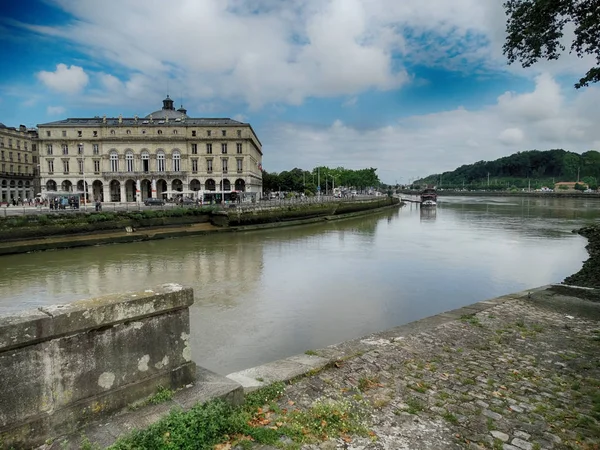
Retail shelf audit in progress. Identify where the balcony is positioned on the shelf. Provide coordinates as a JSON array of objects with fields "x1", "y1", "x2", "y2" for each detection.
[
  {"x1": 0, "y1": 171, "x2": 34, "y2": 179},
  {"x1": 101, "y1": 170, "x2": 188, "y2": 180}
]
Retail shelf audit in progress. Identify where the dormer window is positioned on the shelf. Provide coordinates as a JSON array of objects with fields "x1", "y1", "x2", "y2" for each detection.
[
  {"x1": 126, "y1": 129, "x2": 131, "y2": 135},
  {"x1": 222, "y1": 130, "x2": 226, "y2": 137},
  {"x1": 110, "y1": 130, "x2": 116, "y2": 135},
  {"x1": 173, "y1": 129, "x2": 178, "y2": 135}
]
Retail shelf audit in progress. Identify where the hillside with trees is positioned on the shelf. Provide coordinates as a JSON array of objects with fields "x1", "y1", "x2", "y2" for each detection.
[
  {"x1": 261, "y1": 166, "x2": 380, "y2": 195},
  {"x1": 416, "y1": 149, "x2": 600, "y2": 191}
]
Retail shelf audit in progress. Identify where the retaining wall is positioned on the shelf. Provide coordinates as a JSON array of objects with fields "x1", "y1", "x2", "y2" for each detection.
[{"x1": 0, "y1": 284, "x2": 196, "y2": 449}]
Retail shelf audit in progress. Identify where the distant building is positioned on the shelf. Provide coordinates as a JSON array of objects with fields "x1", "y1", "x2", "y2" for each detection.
[
  {"x1": 36, "y1": 96, "x2": 263, "y2": 202},
  {"x1": 0, "y1": 123, "x2": 39, "y2": 203},
  {"x1": 554, "y1": 181, "x2": 587, "y2": 191}
]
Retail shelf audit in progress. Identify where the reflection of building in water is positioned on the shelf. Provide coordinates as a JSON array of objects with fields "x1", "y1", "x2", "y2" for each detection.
[
  {"x1": 420, "y1": 207, "x2": 437, "y2": 222},
  {"x1": 9, "y1": 236, "x2": 264, "y2": 307}
]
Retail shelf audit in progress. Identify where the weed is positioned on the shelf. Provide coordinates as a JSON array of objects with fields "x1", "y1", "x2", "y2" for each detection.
[
  {"x1": 532, "y1": 443, "x2": 541, "y2": 450},
  {"x1": 128, "y1": 385, "x2": 174, "y2": 410},
  {"x1": 461, "y1": 377, "x2": 476, "y2": 385},
  {"x1": 256, "y1": 377, "x2": 264, "y2": 382},
  {"x1": 438, "y1": 391, "x2": 450, "y2": 400},
  {"x1": 305, "y1": 350, "x2": 318, "y2": 356},
  {"x1": 358, "y1": 375, "x2": 381, "y2": 392},
  {"x1": 442, "y1": 410, "x2": 459, "y2": 425},
  {"x1": 486, "y1": 417, "x2": 495, "y2": 431},
  {"x1": 409, "y1": 381, "x2": 430, "y2": 393},
  {"x1": 493, "y1": 438, "x2": 504, "y2": 450},
  {"x1": 460, "y1": 314, "x2": 483, "y2": 327},
  {"x1": 405, "y1": 397, "x2": 425, "y2": 414}
]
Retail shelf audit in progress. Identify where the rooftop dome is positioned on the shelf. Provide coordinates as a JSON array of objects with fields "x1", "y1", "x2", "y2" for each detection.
[{"x1": 145, "y1": 95, "x2": 189, "y2": 119}]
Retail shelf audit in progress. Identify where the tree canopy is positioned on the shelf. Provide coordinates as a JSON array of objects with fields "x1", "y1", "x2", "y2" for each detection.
[
  {"x1": 261, "y1": 166, "x2": 381, "y2": 194},
  {"x1": 417, "y1": 149, "x2": 600, "y2": 190},
  {"x1": 503, "y1": 0, "x2": 600, "y2": 88}
]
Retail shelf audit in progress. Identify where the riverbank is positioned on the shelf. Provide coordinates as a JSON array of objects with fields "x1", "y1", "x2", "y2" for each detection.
[
  {"x1": 400, "y1": 190, "x2": 600, "y2": 199},
  {"x1": 46, "y1": 284, "x2": 600, "y2": 449},
  {"x1": 564, "y1": 225, "x2": 600, "y2": 289},
  {"x1": 0, "y1": 198, "x2": 400, "y2": 256}
]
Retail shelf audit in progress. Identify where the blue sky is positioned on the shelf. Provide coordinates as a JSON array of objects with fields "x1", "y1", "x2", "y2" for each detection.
[{"x1": 1, "y1": 0, "x2": 599, "y2": 183}]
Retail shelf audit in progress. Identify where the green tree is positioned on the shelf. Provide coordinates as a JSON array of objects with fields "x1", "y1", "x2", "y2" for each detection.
[{"x1": 503, "y1": 0, "x2": 600, "y2": 88}]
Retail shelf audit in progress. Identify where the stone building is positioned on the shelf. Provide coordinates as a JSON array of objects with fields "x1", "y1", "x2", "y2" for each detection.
[
  {"x1": 0, "y1": 123, "x2": 39, "y2": 204},
  {"x1": 36, "y1": 96, "x2": 263, "y2": 203}
]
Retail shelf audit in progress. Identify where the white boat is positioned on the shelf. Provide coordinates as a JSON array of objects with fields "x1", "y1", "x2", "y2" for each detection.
[{"x1": 421, "y1": 199, "x2": 437, "y2": 207}]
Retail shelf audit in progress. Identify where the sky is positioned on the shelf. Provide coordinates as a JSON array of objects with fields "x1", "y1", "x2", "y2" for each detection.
[{"x1": 0, "y1": 0, "x2": 599, "y2": 184}]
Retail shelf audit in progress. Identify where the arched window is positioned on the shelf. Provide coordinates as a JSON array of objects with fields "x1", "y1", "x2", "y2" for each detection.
[
  {"x1": 126, "y1": 129, "x2": 131, "y2": 135},
  {"x1": 126, "y1": 151, "x2": 134, "y2": 172},
  {"x1": 46, "y1": 180, "x2": 57, "y2": 191},
  {"x1": 110, "y1": 130, "x2": 116, "y2": 135},
  {"x1": 157, "y1": 151, "x2": 165, "y2": 172},
  {"x1": 157, "y1": 130, "x2": 163, "y2": 135},
  {"x1": 172, "y1": 150, "x2": 181, "y2": 172},
  {"x1": 110, "y1": 150, "x2": 119, "y2": 172},
  {"x1": 173, "y1": 129, "x2": 178, "y2": 135}
]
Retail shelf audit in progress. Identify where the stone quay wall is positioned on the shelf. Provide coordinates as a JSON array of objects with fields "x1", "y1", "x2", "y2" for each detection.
[{"x1": 0, "y1": 284, "x2": 196, "y2": 449}]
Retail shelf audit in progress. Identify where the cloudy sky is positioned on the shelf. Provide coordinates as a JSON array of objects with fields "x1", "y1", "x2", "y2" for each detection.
[{"x1": 1, "y1": 0, "x2": 599, "y2": 183}]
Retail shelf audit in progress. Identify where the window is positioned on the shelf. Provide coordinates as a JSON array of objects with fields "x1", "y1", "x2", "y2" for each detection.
[
  {"x1": 46, "y1": 131, "x2": 51, "y2": 137},
  {"x1": 126, "y1": 130, "x2": 131, "y2": 135},
  {"x1": 142, "y1": 129, "x2": 146, "y2": 134},
  {"x1": 192, "y1": 130, "x2": 197, "y2": 137},
  {"x1": 126, "y1": 152, "x2": 134, "y2": 172},
  {"x1": 110, "y1": 130, "x2": 116, "y2": 135},
  {"x1": 17, "y1": 153, "x2": 21, "y2": 162},
  {"x1": 0, "y1": 138, "x2": 3, "y2": 147},
  {"x1": 9, "y1": 164, "x2": 13, "y2": 173},
  {"x1": 62, "y1": 159, "x2": 70, "y2": 174},
  {"x1": 78, "y1": 143, "x2": 84, "y2": 155},
  {"x1": 191, "y1": 144, "x2": 198, "y2": 155},
  {"x1": 8, "y1": 139, "x2": 12, "y2": 148},
  {"x1": 207, "y1": 130, "x2": 212, "y2": 137},
  {"x1": 24, "y1": 142, "x2": 28, "y2": 150},
  {"x1": 24, "y1": 154, "x2": 28, "y2": 163},
  {"x1": 17, "y1": 165, "x2": 21, "y2": 174},
  {"x1": 221, "y1": 143, "x2": 227, "y2": 154},
  {"x1": 237, "y1": 130, "x2": 242, "y2": 137},
  {"x1": 141, "y1": 151, "x2": 150, "y2": 172},
  {"x1": 9, "y1": 152, "x2": 12, "y2": 161},
  {"x1": 33, "y1": 155, "x2": 37, "y2": 163},
  {"x1": 110, "y1": 151, "x2": 118, "y2": 172},
  {"x1": 222, "y1": 158, "x2": 228, "y2": 173},
  {"x1": 93, "y1": 159, "x2": 100, "y2": 173},
  {"x1": 207, "y1": 159, "x2": 213, "y2": 172},
  {"x1": 236, "y1": 143, "x2": 242, "y2": 154},
  {"x1": 17, "y1": 141, "x2": 20, "y2": 149},
  {"x1": 78, "y1": 130, "x2": 82, "y2": 137},
  {"x1": 172, "y1": 151, "x2": 181, "y2": 172},
  {"x1": 46, "y1": 144, "x2": 53, "y2": 155},
  {"x1": 221, "y1": 130, "x2": 226, "y2": 137},
  {"x1": 62, "y1": 144, "x2": 68, "y2": 155},
  {"x1": 93, "y1": 144, "x2": 99, "y2": 155},
  {"x1": 1, "y1": 163, "x2": 4, "y2": 172},
  {"x1": 173, "y1": 129, "x2": 178, "y2": 135},
  {"x1": 191, "y1": 159, "x2": 198, "y2": 173},
  {"x1": 237, "y1": 159, "x2": 243, "y2": 172},
  {"x1": 157, "y1": 151, "x2": 165, "y2": 171},
  {"x1": 206, "y1": 143, "x2": 212, "y2": 154},
  {"x1": 93, "y1": 130, "x2": 98, "y2": 137},
  {"x1": 62, "y1": 130, "x2": 67, "y2": 137},
  {"x1": 157, "y1": 130, "x2": 163, "y2": 135},
  {"x1": 0, "y1": 150, "x2": 3, "y2": 159},
  {"x1": 78, "y1": 158, "x2": 84, "y2": 174}
]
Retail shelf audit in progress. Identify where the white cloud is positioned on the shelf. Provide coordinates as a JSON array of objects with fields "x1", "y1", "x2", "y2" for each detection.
[
  {"x1": 262, "y1": 76, "x2": 600, "y2": 182},
  {"x1": 46, "y1": 105, "x2": 66, "y2": 115},
  {"x1": 37, "y1": 64, "x2": 89, "y2": 94}
]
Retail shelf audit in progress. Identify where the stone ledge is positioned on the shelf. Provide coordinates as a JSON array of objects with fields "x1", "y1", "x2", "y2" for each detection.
[{"x1": 0, "y1": 284, "x2": 193, "y2": 351}]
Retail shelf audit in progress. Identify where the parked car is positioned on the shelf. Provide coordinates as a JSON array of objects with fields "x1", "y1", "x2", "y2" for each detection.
[{"x1": 144, "y1": 198, "x2": 165, "y2": 206}]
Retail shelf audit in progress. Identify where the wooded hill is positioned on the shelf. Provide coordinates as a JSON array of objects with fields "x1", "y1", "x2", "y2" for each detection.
[{"x1": 417, "y1": 149, "x2": 600, "y2": 190}]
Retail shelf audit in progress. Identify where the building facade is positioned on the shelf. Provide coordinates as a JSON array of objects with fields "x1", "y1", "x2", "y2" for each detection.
[
  {"x1": 36, "y1": 96, "x2": 263, "y2": 203},
  {"x1": 0, "y1": 123, "x2": 39, "y2": 204}
]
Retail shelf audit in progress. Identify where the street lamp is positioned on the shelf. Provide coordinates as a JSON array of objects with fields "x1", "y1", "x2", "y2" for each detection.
[{"x1": 79, "y1": 143, "x2": 87, "y2": 209}]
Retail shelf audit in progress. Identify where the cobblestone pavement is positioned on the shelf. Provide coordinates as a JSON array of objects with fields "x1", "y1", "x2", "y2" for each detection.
[{"x1": 249, "y1": 291, "x2": 600, "y2": 449}]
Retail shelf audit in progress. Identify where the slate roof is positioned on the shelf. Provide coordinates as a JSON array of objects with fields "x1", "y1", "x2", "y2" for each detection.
[{"x1": 37, "y1": 117, "x2": 247, "y2": 127}]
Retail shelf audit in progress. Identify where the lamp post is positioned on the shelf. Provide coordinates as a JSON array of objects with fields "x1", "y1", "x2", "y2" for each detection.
[{"x1": 80, "y1": 143, "x2": 87, "y2": 210}]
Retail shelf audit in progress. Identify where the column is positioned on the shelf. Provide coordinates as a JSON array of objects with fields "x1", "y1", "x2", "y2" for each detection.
[
  {"x1": 102, "y1": 184, "x2": 110, "y2": 203},
  {"x1": 119, "y1": 183, "x2": 126, "y2": 203},
  {"x1": 151, "y1": 179, "x2": 157, "y2": 198},
  {"x1": 136, "y1": 179, "x2": 141, "y2": 202}
]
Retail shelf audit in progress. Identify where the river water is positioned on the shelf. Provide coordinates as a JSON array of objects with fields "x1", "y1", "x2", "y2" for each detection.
[{"x1": 1, "y1": 196, "x2": 598, "y2": 374}]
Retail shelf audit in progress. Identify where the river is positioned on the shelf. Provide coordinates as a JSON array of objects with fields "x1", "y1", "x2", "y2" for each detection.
[{"x1": 1, "y1": 196, "x2": 598, "y2": 374}]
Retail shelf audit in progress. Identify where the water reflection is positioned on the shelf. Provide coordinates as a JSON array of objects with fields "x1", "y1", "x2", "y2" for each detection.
[{"x1": 0, "y1": 199, "x2": 598, "y2": 374}]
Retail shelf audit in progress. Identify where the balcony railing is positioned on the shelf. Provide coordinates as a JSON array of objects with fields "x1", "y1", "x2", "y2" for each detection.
[{"x1": 0, "y1": 171, "x2": 34, "y2": 179}]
